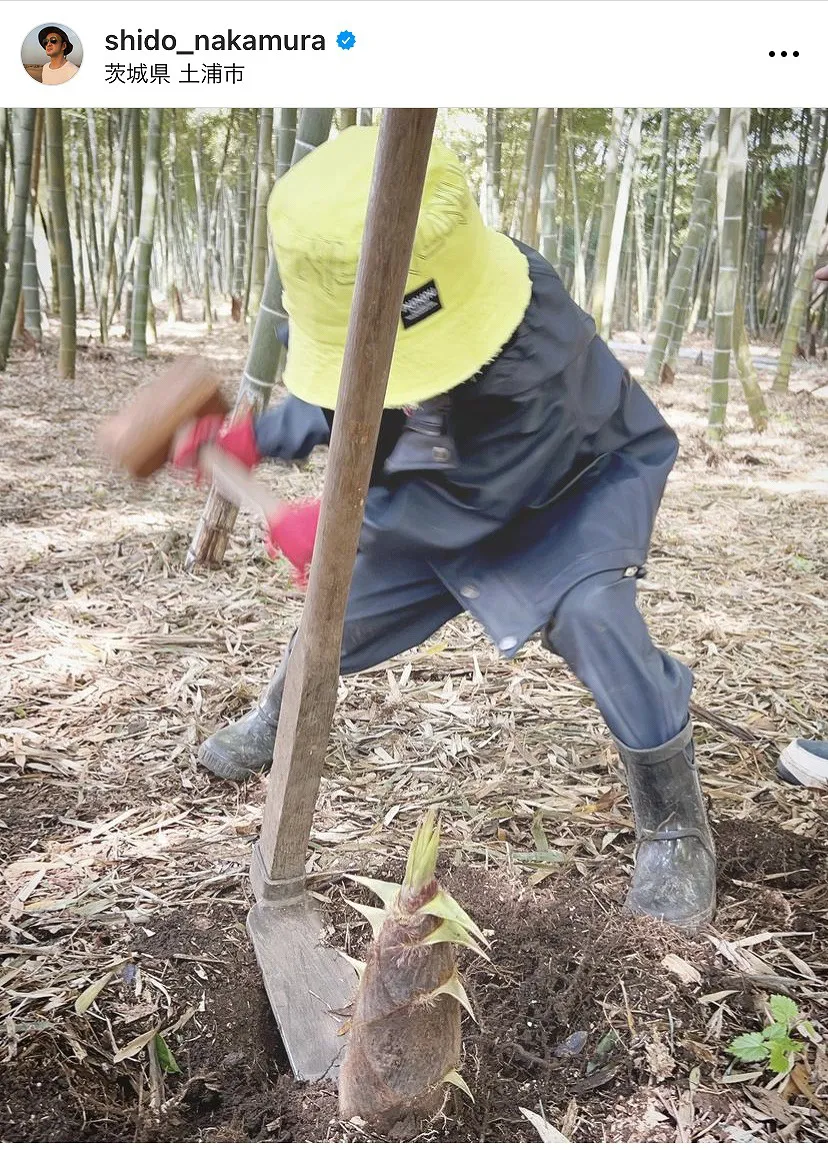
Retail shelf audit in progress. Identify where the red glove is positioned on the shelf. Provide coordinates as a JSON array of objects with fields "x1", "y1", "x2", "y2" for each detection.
[
  {"x1": 265, "y1": 500, "x2": 321, "y2": 587},
  {"x1": 172, "y1": 413, "x2": 261, "y2": 474}
]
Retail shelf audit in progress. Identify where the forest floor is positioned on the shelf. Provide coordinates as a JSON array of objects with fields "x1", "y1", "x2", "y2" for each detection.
[{"x1": 1, "y1": 306, "x2": 828, "y2": 1143}]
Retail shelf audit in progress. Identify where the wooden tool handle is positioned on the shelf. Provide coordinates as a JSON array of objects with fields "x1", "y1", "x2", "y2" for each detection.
[
  {"x1": 198, "y1": 444, "x2": 284, "y2": 526},
  {"x1": 254, "y1": 110, "x2": 438, "y2": 897}
]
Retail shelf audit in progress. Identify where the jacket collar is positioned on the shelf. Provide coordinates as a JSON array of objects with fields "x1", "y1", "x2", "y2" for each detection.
[{"x1": 459, "y1": 240, "x2": 596, "y2": 401}]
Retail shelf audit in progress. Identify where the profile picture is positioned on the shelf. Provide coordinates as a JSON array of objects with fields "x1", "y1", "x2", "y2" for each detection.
[{"x1": 21, "y1": 23, "x2": 83, "y2": 85}]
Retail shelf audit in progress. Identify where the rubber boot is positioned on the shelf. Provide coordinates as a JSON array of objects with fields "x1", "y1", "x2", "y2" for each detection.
[
  {"x1": 615, "y1": 720, "x2": 716, "y2": 934},
  {"x1": 197, "y1": 649, "x2": 289, "y2": 782}
]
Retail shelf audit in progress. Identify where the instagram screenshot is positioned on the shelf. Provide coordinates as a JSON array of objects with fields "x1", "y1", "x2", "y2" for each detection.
[{"x1": 1, "y1": 2, "x2": 826, "y2": 1143}]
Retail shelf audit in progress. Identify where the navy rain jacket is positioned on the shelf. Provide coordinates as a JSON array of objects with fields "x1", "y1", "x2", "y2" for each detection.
[{"x1": 254, "y1": 242, "x2": 678, "y2": 656}]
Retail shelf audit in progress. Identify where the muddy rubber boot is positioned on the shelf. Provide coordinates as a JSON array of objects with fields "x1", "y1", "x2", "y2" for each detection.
[
  {"x1": 197, "y1": 652, "x2": 289, "y2": 782},
  {"x1": 615, "y1": 720, "x2": 716, "y2": 935}
]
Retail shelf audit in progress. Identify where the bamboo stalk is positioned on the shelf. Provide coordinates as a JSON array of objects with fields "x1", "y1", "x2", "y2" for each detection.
[
  {"x1": 591, "y1": 107, "x2": 624, "y2": 324},
  {"x1": 230, "y1": 111, "x2": 250, "y2": 318},
  {"x1": 99, "y1": 110, "x2": 131, "y2": 344},
  {"x1": 775, "y1": 109, "x2": 810, "y2": 336},
  {"x1": 644, "y1": 115, "x2": 716, "y2": 388},
  {"x1": 708, "y1": 109, "x2": 750, "y2": 441},
  {"x1": 85, "y1": 110, "x2": 103, "y2": 284},
  {"x1": 733, "y1": 287, "x2": 767, "y2": 431},
  {"x1": 276, "y1": 109, "x2": 297, "y2": 181},
  {"x1": 794, "y1": 111, "x2": 824, "y2": 355},
  {"x1": 688, "y1": 227, "x2": 715, "y2": 333},
  {"x1": 566, "y1": 115, "x2": 586, "y2": 307},
  {"x1": 21, "y1": 110, "x2": 44, "y2": 344},
  {"x1": 79, "y1": 137, "x2": 98, "y2": 309},
  {"x1": 521, "y1": 108, "x2": 553, "y2": 249},
  {"x1": 123, "y1": 111, "x2": 142, "y2": 338},
  {"x1": 68, "y1": 116, "x2": 86, "y2": 313},
  {"x1": 632, "y1": 177, "x2": 649, "y2": 333},
  {"x1": 191, "y1": 126, "x2": 212, "y2": 332},
  {"x1": 0, "y1": 110, "x2": 36, "y2": 370},
  {"x1": 45, "y1": 109, "x2": 76, "y2": 379},
  {"x1": 131, "y1": 108, "x2": 163, "y2": 358},
  {"x1": 510, "y1": 109, "x2": 537, "y2": 239},
  {"x1": 773, "y1": 146, "x2": 828, "y2": 392},
  {"x1": 248, "y1": 109, "x2": 274, "y2": 327},
  {"x1": 601, "y1": 110, "x2": 642, "y2": 339},
  {"x1": 0, "y1": 111, "x2": 7, "y2": 306},
  {"x1": 539, "y1": 109, "x2": 558, "y2": 267},
  {"x1": 645, "y1": 109, "x2": 670, "y2": 329}
]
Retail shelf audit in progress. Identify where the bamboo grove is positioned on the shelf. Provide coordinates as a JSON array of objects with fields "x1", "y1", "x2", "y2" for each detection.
[{"x1": 1, "y1": 108, "x2": 826, "y2": 448}]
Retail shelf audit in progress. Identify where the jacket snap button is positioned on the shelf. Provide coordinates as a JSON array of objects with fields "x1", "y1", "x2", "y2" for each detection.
[
  {"x1": 623, "y1": 566, "x2": 639, "y2": 578},
  {"x1": 460, "y1": 584, "x2": 479, "y2": 599},
  {"x1": 498, "y1": 636, "x2": 517, "y2": 651}
]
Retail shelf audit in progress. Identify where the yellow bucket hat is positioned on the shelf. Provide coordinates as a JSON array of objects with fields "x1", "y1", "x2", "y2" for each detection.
[{"x1": 268, "y1": 126, "x2": 532, "y2": 409}]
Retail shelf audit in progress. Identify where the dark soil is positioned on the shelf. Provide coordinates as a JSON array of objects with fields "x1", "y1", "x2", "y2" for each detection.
[
  {"x1": 2, "y1": 815, "x2": 826, "y2": 1143},
  {"x1": 715, "y1": 817, "x2": 826, "y2": 890}
]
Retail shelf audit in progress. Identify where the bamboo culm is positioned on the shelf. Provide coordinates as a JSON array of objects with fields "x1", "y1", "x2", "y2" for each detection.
[
  {"x1": 98, "y1": 110, "x2": 131, "y2": 344},
  {"x1": 601, "y1": 110, "x2": 642, "y2": 339},
  {"x1": 644, "y1": 114, "x2": 716, "y2": 388},
  {"x1": 0, "y1": 109, "x2": 36, "y2": 370},
  {"x1": 22, "y1": 110, "x2": 45, "y2": 344},
  {"x1": 191, "y1": 127, "x2": 212, "y2": 332},
  {"x1": 521, "y1": 108, "x2": 553, "y2": 249},
  {"x1": 645, "y1": 109, "x2": 670, "y2": 329},
  {"x1": 708, "y1": 108, "x2": 750, "y2": 441},
  {"x1": 539, "y1": 109, "x2": 558, "y2": 268},
  {"x1": 45, "y1": 109, "x2": 76, "y2": 379},
  {"x1": 131, "y1": 108, "x2": 163, "y2": 358},
  {"x1": 773, "y1": 143, "x2": 828, "y2": 392},
  {"x1": 0, "y1": 111, "x2": 7, "y2": 305},
  {"x1": 247, "y1": 109, "x2": 275, "y2": 327},
  {"x1": 276, "y1": 108, "x2": 298, "y2": 181},
  {"x1": 591, "y1": 107, "x2": 624, "y2": 325}
]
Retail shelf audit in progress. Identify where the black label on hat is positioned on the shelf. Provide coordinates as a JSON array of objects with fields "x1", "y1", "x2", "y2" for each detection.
[{"x1": 401, "y1": 280, "x2": 442, "y2": 329}]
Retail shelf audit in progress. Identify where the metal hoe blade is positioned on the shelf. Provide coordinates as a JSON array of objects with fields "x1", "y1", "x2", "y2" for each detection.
[{"x1": 247, "y1": 899, "x2": 357, "y2": 1081}]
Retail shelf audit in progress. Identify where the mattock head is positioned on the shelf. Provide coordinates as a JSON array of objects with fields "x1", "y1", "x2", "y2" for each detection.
[{"x1": 97, "y1": 356, "x2": 228, "y2": 479}]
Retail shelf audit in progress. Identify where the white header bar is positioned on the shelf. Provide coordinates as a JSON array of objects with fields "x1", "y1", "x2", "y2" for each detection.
[{"x1": 4, "y1": 1, "x2": 824, "y2": 108}]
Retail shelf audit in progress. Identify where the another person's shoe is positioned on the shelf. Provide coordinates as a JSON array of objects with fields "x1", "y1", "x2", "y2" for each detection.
[
  {"x1": 615, "y1": 720, "x2": 716, "y2": 935},
  {"x1": 197, "y1": 653, "x2": 288, "y2": 781},
  {"x1": 776, "y1": 739, "x2": 828, "y2": 789}
]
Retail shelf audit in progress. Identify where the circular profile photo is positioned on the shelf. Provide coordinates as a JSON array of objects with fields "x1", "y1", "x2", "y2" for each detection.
[{"x1": 22, "y1": 24, "x2": 83, "y2": 85}]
